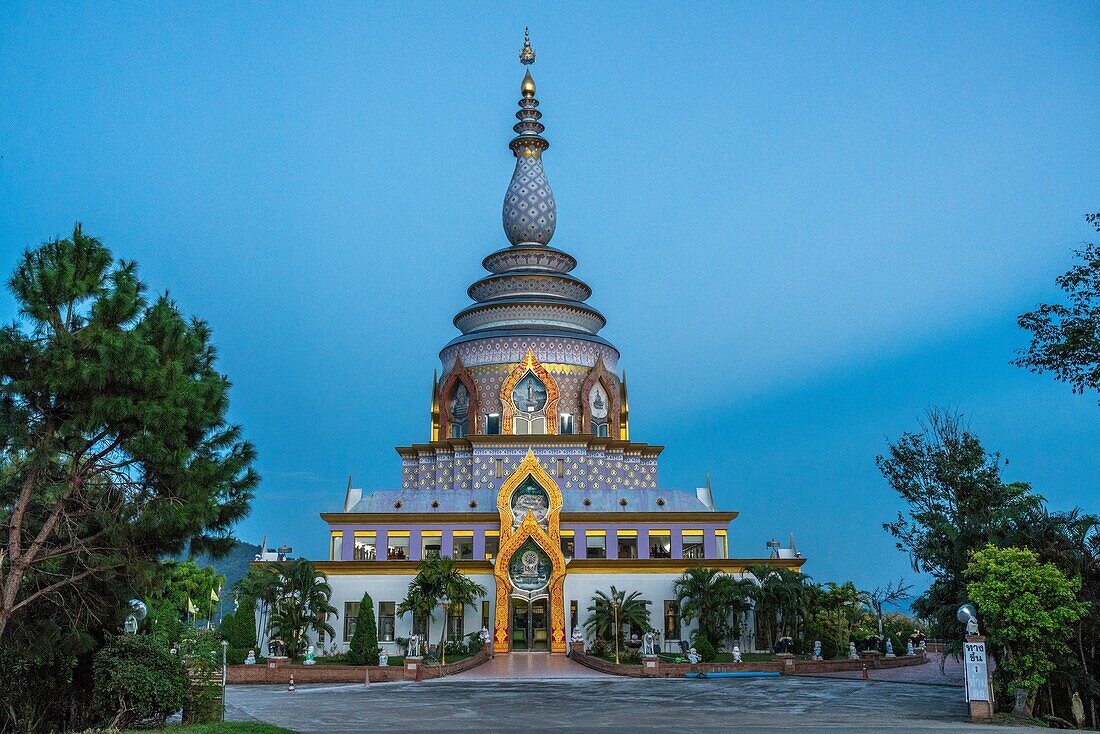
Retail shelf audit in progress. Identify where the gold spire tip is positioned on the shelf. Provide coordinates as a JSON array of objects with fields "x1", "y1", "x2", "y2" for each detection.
[{"x1": 520, "y1": 27, "x2": 536, "y2": 65}]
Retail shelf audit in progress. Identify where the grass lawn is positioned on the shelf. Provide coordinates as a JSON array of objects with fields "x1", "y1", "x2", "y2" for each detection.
[{"x1": 124, "y1": 724, "x2": 295, "y2": 734}]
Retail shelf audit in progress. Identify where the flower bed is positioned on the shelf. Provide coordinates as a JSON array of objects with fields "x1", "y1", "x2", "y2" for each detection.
[
  {"x1": 571, "y1": 649, "x2": 927, "y2": 678},
  {"x1": 226, "y1": 647, "x2": 488, "y2": 684}
]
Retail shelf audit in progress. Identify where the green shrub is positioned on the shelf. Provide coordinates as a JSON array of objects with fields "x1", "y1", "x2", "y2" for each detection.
[
  {"x1": 693, "y1": 636, "x2": 716, "y2": 662},
  {"x1": 92, "y1": 635, "x2": 187, "y2": 729},
  {"x1": 178, "y1": 628, "x2": 224, "y2": 724},
  {"x1": 347, "y1": 591, "x2": 380, "y2": 665}
]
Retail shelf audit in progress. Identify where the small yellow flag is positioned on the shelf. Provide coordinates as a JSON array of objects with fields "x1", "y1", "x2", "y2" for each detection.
[
  {"x1": 210, "y1": 588, "x2": 220, "y2": 603},
  {"x1": 187, "y1": 596, "x2": 198, "y2": 615}
]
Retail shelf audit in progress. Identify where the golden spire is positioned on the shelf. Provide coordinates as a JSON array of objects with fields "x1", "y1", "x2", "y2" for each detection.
[
  {"x1": 521, "y1": 69, "x2": 536, "y2": 99},
  {"x1": 520, "y1": 27, "x2": 536, "y2": 65}
]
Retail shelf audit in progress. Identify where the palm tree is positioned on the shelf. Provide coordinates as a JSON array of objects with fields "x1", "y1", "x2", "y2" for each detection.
[
  {"x1": 585, "y1": 586, "x2": 652, "y2": 659},
  {"x1": 266, "y1": 559, "x2": 337, "y2": 658},
  {"x1": 747, "y1": 565, "x2": 815, "y2": 651},
  {"x1": 675, "y1": 566, "x2": 754, "y2": 649},
  {"x1": 397, "y1": 556, "x2": 487, "y2": 656}
]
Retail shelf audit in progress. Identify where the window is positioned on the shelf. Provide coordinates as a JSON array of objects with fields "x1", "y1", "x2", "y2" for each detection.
[
  {"x1": 485, "y1": 413, "x2": 501, "y2": 435},
  {"x1": 569, "y1": 600, "x2": 578, "y2": 635},
  {"x1": 590, "y1": 421, "x2": 609, "y2": 437},
  {"x1": 556, "y1": 458, "x2": 564, "y2": 478},
  {"x1": 387, "y1": 531, "x2": 410, "y2": 560},
  {"x1": 559, "y1": 413, "x2": 574, "y2": 434},
  {"x1": 617, "y1": 530, "x2": 638, "y2": 559},
  {"x1": 449, "y1": 383, "x2": 470, "y2": 438},
  {"x1": 586, "y1": 531, "x2": 606, "y2": 559},
  {"x1": 514, "y1": 414, "x2": 546, "y2": 435},
  {"x1": 447, "y1": 602, "x2": 464, "y2": 641},
  {"x1": 344, "y1": 601, "x2": 360, "y2": 641},
  {"x1": 715, "y1": 529, "x2": 728, "y2": 559},
  {"x1": 664, "y1": 600, "x2": 681, "y2": 640},
  {"x1": 682, "y1": 530, "x2": 704, "y2": 560},
  {"x1": 560, "y1": 531, "x2": 575, "y2": 560},
  {"x1": 453, "y1": 531, "x2": 474, "y2": 560},
  {"x1": 484, "y1": 531, "x2": 499, "y2": 560},
  {"x1": 481, "y1": 600, "x2": 490, "y2": 630},
  {"x1": 422, "y1": 531, "x2": 442, "y2": 558},
  {"x1": 353, "y1": 531, "x2": 376, "y2": 560},
  {"x1": 378, "y1": 601, "x2": 396, "y2": 642},
  {"x1": 330, "y1": 531, "x2": 343, "y2": 561},
  {"x1": 495, "y1": 459, "x2": 503, "y2": 478},
  {"x1": 649, "y1": 530, "x2": 672, "y2": 559}
]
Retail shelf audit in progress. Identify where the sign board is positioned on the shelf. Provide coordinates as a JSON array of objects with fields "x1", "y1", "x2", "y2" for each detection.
[{"x1": 963, "y1": 642, "x2": 990, "y2": 702}]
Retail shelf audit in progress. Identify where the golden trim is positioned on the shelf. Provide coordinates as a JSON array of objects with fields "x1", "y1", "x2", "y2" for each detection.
[
  {"x1": 499, "y1": 349, "x2": 559, "y2": 436},
  {"x1": 321, "y1": 511, "x2": 738, "y2": 524},
  {"x1": 306, "y1": 560, "x2": 495, "y2": 575},
  {"x1": 395, "y1": 434, "x2": 665, "y2": 455},
  {"x1": 567, "y1": 558, "x2": 807, "y2": 574}
]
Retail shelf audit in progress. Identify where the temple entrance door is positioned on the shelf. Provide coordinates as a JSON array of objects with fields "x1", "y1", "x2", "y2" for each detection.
[{"x1": 510, "y1": 598, "x2": 550, "y2": 652}]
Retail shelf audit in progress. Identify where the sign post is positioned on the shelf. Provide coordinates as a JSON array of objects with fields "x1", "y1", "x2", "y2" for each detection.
[{"x1": 964, "y1": 636, "x2": 994, "y2": 722}]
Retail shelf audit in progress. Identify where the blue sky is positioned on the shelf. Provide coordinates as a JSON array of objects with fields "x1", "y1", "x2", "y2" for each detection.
[{"x1": 2, "y1": 3, "x2": 1098, "y2": 595}]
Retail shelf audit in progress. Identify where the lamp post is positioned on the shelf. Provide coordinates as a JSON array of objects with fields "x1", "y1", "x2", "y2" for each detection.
[
  {"x1": 440, "y1": 595, "x2": 451, "y2": 668},
  {"x1": 611, "y1": 599, "x2": 620, "y2": 665},
  {"x1": 221, "y1": 639, "x2": 228, "y2": 720}
]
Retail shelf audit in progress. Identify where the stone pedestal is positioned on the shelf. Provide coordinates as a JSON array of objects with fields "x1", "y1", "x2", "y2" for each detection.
[
  {"x1": 267, "y1": 656, "x2": 288, "y2": 669},
  {"x1": 570, "y1": 640, "x2": 585, "y2": 657},
  {"x1": 641, "y1": 655, "x2": 660, "y2": 677},
  {"x1": 404, "y1": 656, "x2": 423, "y2": 681},
  {"x1": 775, "y1": 652, "x2": 795, "y2": 673}
]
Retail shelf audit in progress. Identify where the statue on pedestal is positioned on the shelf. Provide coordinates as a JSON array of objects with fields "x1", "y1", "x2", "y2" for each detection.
[
  {"x1": 848, "y1": 642, "x2": 859, "y2": 660},
  {"x1": 687, "y1": 647, "x2": 700, "y2": 664},
  {"x1": 379, "y1": 650, "x2": 389, "y2": 666},
  {"x1": 732, "y1": 646, "x2": 743, "y2": 663},
  {"x1": 885, "y1": 639, "x2": 895, "y2": 658},
  {"x1": 812, "y1": 640, "x2": 822, "y2": 661},
  {"x1": 303, "y1": 646, "x2": 316, "y2": 665},
  {"x1": 642, "y1": 631, "x2": 657, "y2": 657},
  {"x1": 244, "y1": 649, "x2": 256, "y2": 665},
  {"x1": 906, "y1": 640, "x2": 915, "y2": 656}
]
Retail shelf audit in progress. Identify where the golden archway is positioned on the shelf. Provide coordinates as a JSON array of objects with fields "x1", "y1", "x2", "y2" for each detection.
[
  {"x1": 492, "y1": 450, "x2": 567, "y2": 653},
  {"x1": 439, "y1": 356, "x2": 480, "y2": 438},
  {"x1": 499, "y1": 349, "x2": 560, "y2": 436}
]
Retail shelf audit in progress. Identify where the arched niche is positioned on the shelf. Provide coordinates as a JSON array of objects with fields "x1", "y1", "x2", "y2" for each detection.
[
  {"x1": 439, "y1": 356, "x2": 480, "y2": 438},
  {"x1": 580, "y1": 357, "x2": 620, "y2": 438},
  {"x1": 499, "y1": 349, "x2": 559, "y2": 436}
]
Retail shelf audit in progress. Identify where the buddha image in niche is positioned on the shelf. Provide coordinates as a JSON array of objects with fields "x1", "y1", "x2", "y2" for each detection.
[
  {"x1": 512, "y1": 373, "x2": 547, "y2": 413},
  {"x1": 511, "y1": 482, "x2": 550, "y2": 527}
]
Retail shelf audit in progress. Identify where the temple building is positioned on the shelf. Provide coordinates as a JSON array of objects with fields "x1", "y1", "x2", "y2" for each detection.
[{"x1": 315, "y1": 33, "x2": 805, "y2": 656}]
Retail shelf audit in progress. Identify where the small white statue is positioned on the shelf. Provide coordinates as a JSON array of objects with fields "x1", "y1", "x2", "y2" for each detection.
[
  {"x1": 885, "y1": 639, "x2": 895, "y2": 658},
  {"x1": 303, "y1": 646, "x2": 316, "y2": 665},
  {"x1": 571, "y1": 626, "x2": 585, "y2": 643},
  {"x1": 965, "y1": 617, "x2": 979, "y2": 636},
  {"x1": 378, "y1": 650, "x2": 389, "y2": 666},
  {"x1": 812, "y1": 640, "x2": 822, "y2": 661},
  {"x1": 687, "y1": 647, "x2": 700, "y2": 664},
  {"x1": 479, "y1": 625, "x2": 491, "y2": 647},
  {"x1": 244, "y1": 649, "x2": 256, "y2": 665},
  {"x1": 906, "y1": 640, "x2": 915, "y2": 656},
  {"x1": 733, "y1": 646, "x2": 742, "y2": 664},
  {"x1": 848, "y1": 642, "x2": 858, "y2": 660},
  {"x1": 408, "y1": 634, "x2": 421, "y2": 658},
  {"x1": 642, "y1": 631, "x2": 657, "y2": 657}
]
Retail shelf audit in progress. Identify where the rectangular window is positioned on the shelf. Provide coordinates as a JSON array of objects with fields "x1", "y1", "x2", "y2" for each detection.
[
  {"x1": 447, "y1": 602, "x2": 464, "y2": 641},
  {"x1": 485, "y1": 413, "x2": 501, "y2": 435},
  {"x1": 682, "y1": 530, "x2": 704, "y2": 560},
  {"x1": 559, "y1": 413, "x2": 574, "y2": 434},
  {"x1": 481, "y1": 600, "x2": 490, "y2": 630},
  {"x1": 378, "y1": 601, "x2": 396, "y2": 642},
  {"x1": 484, "y1": 531, "x2": 500, "y2": 560},
  {"x1": 586, "y1": 530, "x2": 606, "y2": 559},
  {"x1": 649, "y1": 530, "x2": 672, "y2": 559},
  {"x1": 569, "y1": 600, "x2": 578, "y2": 635},
  {"x1": 387, "y1": 531, "x2": 410, "y2": 560},
  {"x1": 664, "y1": 600, "x2": 681, "y2": 640},
  {"x1": 715, "y1": 529, "x2": 728, "y2": 559},
  {"x1": 560, "y1": 530, "x2": 575, "y2": 560},
  {"x1": 556, "y1": 458, "x2": 565, "y2": 477},
  {"x1": 495, "y1": 459, "x2": 503, "y2": 478},
  {"x1": 422, "y1": 530, "x2": 442, "y2": 558},
  {"x1": 453, "y1": 530, "x2": 474, "y2": 560},
  {"x1": 330, "y1": 531, "x2": 344, "y2": 561},
  {"x1": 617, "y1": 530, "x2": 638, "y2": 559},
  {"x1": 344, "y1": 601, "x2": 360, "y2": 641},
  {"x1": 353, "y1": 531, "x2": 377, "y2": 561}
]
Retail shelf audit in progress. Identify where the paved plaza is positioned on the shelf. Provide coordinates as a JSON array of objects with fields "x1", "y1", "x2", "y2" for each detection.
[{"x1": 226, "y1": 657, "x2": 1037, "y2": 733}]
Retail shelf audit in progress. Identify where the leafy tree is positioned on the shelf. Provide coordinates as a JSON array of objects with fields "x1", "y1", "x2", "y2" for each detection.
[
  {"x1": 1015, "y1": 213, "x2": 1100, "y2": 404},
  {"x1": 878, "y1": 409, "x2": 1042, "y2": 641},
  {"x1": 966, "y1": 545, "x2": 1086, "y2": 716},
  {"x1": 673, "y1": 566, "x2": 753, "y2": 650},
  {"x1": 146, "y1": 559, "x2": 225, "y2": 622},
  {"x1": 584, "y1": 586, "x2": 651, "y2": 662},
  {"x1": 866, "y1": 578, "x2": 912, "y2": 637},
  {"x1": 812, "y1": 581, "x2": 868, "y2": 657},
  {"x1": 347, "y1": 591, "x2": 380, "y2": 665},
  {"x1": 234, "y1": 565, "x2": 281, "y2": 651},
  {"x1": 266, "y1": 559, "x2": 336, "y2": 659},
  {"x1": 0, "y1": 225, "x2": 258, "y2": 640}
]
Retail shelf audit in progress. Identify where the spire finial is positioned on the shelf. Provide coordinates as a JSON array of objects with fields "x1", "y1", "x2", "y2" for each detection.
[{"x1": 520, "y1": 27, "x2": 536, "y2": 65}]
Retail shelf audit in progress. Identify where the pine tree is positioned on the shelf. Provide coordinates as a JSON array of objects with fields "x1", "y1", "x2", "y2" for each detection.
[{"x1": 347, "y1": 591, "x2": 379, "y2": 665}]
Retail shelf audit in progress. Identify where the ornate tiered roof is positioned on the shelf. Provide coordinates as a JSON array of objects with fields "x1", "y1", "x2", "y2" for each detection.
[{"x1": 448, "y1": 31, "x2": 609, "y2": 348}]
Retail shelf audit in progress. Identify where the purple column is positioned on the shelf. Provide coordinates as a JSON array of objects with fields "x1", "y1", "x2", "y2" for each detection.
[
  {"x1": 671, "y1": 528, "x2": 683, "y2": 559},
  {"x1": 703, "y1": 531, "x2": 716, "y2": 559},
  {"x1": 410, "y1": 530, "x2": 422, "y2": 561},
  {"x1": 473, "y1": 532, "x2": 486, "y2": 560},
  {"x1": 442, "y1": 529, "x2": 454, "y2": 558},
  {"x1": 638, "y1": 528, "x2": 650, "y2": 559},
  {"x1": 608, "y1": 530, "x2": 619, "y2": 560}
]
